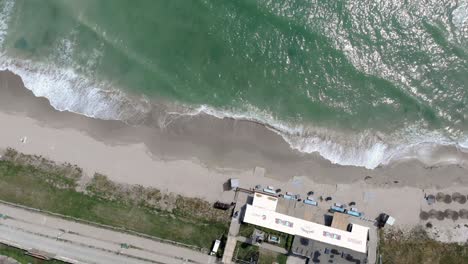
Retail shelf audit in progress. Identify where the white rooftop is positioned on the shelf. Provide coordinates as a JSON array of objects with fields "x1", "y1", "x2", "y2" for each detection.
[
  {"x1": 244, "y1": 193, "x2": 369, "y2": 253},
  {"x1": 230, "y1": 178, "x2": 240, "y2": 188},
  {"x1": 252, "y1": 193, "x2": 278, "y2": 211}
]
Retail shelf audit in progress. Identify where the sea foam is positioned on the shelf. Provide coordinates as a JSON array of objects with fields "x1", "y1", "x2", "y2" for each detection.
[
  {"x1": 1, "y1": 52, "x2": 465, "y2": 169},
  {"x1": 0, "y1": 0, "x2": 465, "y2": 170},
  {"x1": 0, "y1": 0, "x2": 151, "y2": 123},
  {"x1": 453, "y1": 4, "x2": 468, "y2": 30},
  {"x1": 0, "y1": 56, "x2": 151, "y2": 123},
  {"x1": 184, "y1": 104, "x2": 465, "y2": 169},
  {"x1": 0, "y1": 0, "x2": 14, "y2": 45}
]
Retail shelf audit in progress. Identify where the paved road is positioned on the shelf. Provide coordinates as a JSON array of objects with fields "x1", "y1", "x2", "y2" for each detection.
[
  {"x1": 0, "y1": 225, "x2": 148, "y2": 264},
  {"x1": 0, "y1": 203, "x2": 217, "y2": 264}
]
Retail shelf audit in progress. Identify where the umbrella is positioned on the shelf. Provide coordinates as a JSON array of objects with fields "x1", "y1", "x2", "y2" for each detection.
[
  {"x1": 443, "y1": 194, "x2": 452, "y2": 204},
  {"x1": 444, "y1": 209, "x2": 459, "y2": 221},
  {"x1": 419, "y1": 211, "x2": 429, "y2": 220},
  {"x1": 426, "y1": 195, "x2": 436, "y2": 205},
  {"x1": 452, "y1": 192, "x2": 462, "y2": 199},
  {"x1": 436, "y1": 192, "x2": 445, "y2": 202},
  {"x1": 428, "y1": 209, "x2": 437, "y2": 219},
  {"x1": 435, "y1": 210, "x2": 445, "y2": 220},
  {"x1": 452, "y1": 192, "x2": 466, "y2": 204},
  {"x1": 458, "y1": 195, "x2": 467, "y2": 204},
  {"x1": 451, "y1": 211, "x2": 459, "y2": 221},
  {"x1": 459, "y1": 209, "x2": 468, "y2": 219}
]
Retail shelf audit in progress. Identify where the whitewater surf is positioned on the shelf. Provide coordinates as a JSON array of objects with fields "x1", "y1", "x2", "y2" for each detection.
[{"x1": 0, "y1": 0, "x2": 467, "y2": 169}]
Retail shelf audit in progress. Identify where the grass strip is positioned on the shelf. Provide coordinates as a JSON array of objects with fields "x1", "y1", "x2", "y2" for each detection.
[
  {"x1": 0, "y1": 243, "x2": 66, "y2": 264},
  {"x1": 379, "y1": 227, "x2": 468, "y2": 264},
  {"x1": 0, "y1": 152, "x2": 228, "y2": 250},
  {"x1": 234, "y1": 242, "x2": 287, "y2": 264}
]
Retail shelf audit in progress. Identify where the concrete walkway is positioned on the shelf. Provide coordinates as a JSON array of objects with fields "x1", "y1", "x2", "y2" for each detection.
[
  {"x1": 221, "y1": 236, "x2": 237, "y2": 264},
  {"x1": 222, "y1": 191, "x2": 250, "y2": 264}
]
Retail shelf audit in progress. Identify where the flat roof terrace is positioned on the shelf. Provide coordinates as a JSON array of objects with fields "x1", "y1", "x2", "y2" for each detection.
[
  {"x1": 243, "y1": 203, "x2": 369, "y2": 253},
  {"x1": 292, "y1": 236, "x2": 367, "y2": 264},
  {"x1": 275, "y1": 197, "x2": 327, "y2": 224}
]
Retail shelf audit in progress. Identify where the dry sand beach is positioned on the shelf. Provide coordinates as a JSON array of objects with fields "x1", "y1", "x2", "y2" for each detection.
[{"x1": 1, "y1": 70, "x2": 468, "y2": 242}]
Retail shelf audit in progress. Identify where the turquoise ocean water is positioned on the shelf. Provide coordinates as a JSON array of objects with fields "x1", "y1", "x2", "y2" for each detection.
[{"x1": 0, "y1": 0, "x2": 467, "y2": 168}]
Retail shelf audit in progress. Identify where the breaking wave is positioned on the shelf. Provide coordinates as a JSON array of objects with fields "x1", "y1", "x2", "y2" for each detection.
[
  {"x1": 183, "y1": 104, "x2": 468, "y2": 169},
  {"x1": 0, "y1": 0, "x2": 467, "y2": 170},
  {"x1": 0, "y1": 0, "x2": 151, "y2": 123},
  {"x1": 0, "y1": 56, "x2": 152, "y2": 123},
  {"x1": 1, "y1": 52, "x2": 467, "y2": 169}
]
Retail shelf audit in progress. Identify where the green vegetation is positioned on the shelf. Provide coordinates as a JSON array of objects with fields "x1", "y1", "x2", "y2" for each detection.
[
  {"x1": 238, "y1": 223, "x2": 256, "y2": 237},
  {"x1": 0, "y1": 243, "x2": 65, "y2": 264},
  {"x1": 234, "y1": 242, "x2": 287, "y2": 264},
  {"x1": 0, "y1": 149, "x2": 229, "y2": 250},
  {"x1": 284, "y1": 235, "x2": 294, "y2": 251},
  {"x1": 215, "y1": 234, "x2": 228, "y2": 259},
  {"x1": 379, "y1": 227, "x2": 468, "y2": 264},
  {"x1": 235, "y1": 242, "x2": 259, "y2": 263},
  {"x1": 238, "y1": 223, "x2": 293, "y2": 250}
]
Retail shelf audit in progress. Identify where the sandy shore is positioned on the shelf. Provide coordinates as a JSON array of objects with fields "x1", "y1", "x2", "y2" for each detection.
[{"x1": 1, "y1": 70, "x2": 468, "y2": 241}]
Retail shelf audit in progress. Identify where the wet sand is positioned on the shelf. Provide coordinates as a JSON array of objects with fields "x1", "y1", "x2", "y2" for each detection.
[{"x1": 1, "y1": 70, "x2": 468, "y2": 236}]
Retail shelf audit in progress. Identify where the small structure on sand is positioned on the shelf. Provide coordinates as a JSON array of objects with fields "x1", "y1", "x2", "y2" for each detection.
[
  {"x1": 253, "y1": 166, "x2": 265, "y2": 178},
  {"x1": 229, "y1": 178, "x2": 239, "y2": 190}
]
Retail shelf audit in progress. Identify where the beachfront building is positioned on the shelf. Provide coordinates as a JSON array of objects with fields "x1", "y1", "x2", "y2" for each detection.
[{"x1": 242, "y1": 192, "x2": 369, "y2": 263}]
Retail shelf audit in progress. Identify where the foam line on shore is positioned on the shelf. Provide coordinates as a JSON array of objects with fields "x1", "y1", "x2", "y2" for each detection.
[{"x1": 0, "y1": 54, "x2": 467, "y2": 170}]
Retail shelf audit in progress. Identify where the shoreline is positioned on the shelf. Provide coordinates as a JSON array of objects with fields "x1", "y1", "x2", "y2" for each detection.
[
  {"x1": 1, "y1": 70, "x2": 468, "y2": 188},
  {"x1": 1, "y1": 70, "x2": 468, "y2": 240},
  {"x1": 2, "y1": 54, "x2": 468, "y2": 170}
]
